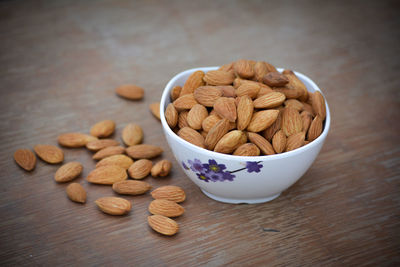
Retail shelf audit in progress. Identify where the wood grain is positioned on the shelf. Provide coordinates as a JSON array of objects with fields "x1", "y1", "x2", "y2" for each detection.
[{"x1": 1, "y1": 0, "x2": 399, "y2": 266}]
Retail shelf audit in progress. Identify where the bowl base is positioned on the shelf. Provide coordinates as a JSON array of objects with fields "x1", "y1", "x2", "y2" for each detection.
[{"x1": 200, "y1": 189, "x2": 281, "y2": 204}]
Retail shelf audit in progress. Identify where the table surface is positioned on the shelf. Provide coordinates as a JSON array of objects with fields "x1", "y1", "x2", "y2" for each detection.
[{"x1": 1, "y1": 0, "x2": 399, "y2": 266}]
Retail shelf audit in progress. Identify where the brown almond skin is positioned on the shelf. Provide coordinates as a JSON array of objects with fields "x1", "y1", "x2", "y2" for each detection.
[
  {"x1": 193, "y1": 86, "x2": 223, "y2": 107},
  {"x1": 237, "y1": 96, "x2": 254, "y2": 131},
  {"x1": 92, "y1": 146, "x2": 125, "y2": 160},
  {"x1": 284, "y1": 70, "x2": 309, "y2": 102},
  {"x1": 262, "y1": 72, "x2": 289, "y2": 87},
  {"x1": 203, "y1": 70, "x2": 235, "y2": 85},
  {"x1": 86, "y1": 139, "x2": 120, "y2": 151},
  {"x1": 151, "y1": 185, "x2": 186, "y2": 203},
  {"x1": 66, "y1": 183, "x2": 86, "y2": 203},
  {"x1": 151, "y1": 160, "x2": 172, "y2": 177},
  {"x1": 202, "y1": 114, "x2": 222, "y2": 132},
  {"x1": 96, "y1": 154, "x2": 134, "y2": 169},
  {"x1": 122, "y1": 123, "x2": 143, "y2": 146},
  {"x1": 170, "y1": 85, "x2": 182, "y2": 101},
  {"x1": 300, "y1": 111, "x2": 313, "y2": 133},
  {"x1": 55, "y1": 161, "x2": 83, "y2": 182},
  {"x1": 150, "y1": 102, "x2": 161, "y2": 120},
  {"x1": 214, "y1": 130, "x2": 247, "y2": 154},
  {"x1": 34, "y1": 144, "x2": 64, "y2": 164},
  {"x1": 284, "y1": 99, "x2": 304, "y2": 112},
  {"x1": 86, "y1": 165, "x2": 128, "y2": 185},
  {"x1": 253, "y1": 92, "x2": 286, "y2": 109},
  {"x1": 112, "y1": 180, "x2": 152, "y2": 195},
  {"x1": 217, "y1": 85, "x2": 236, "y2": 97},
  {"x1": 262, "y1": 110, "x2": 283, "y2": 141},
  {"x1": 205, "y1": 118, "x2": 230, "y2": 150},
  {"x1": 148, "y1": 199, "x2": 185, "y2": 218},
  {"x1": 180, "y1": 70, "x2": 205, "y2": 96},
  {"x1": 58, "y1": 133, "x2": 97, "y2": 148},
  {"x1": 218, "y1": 62, "x2": 234, "y2": 72},
  {"x1": 173, "y1": 94, "x2": 198, "y2": 110},
  {"x1": 187, "y1": 104, "x2": 208, "y2": 130},
  {"x1": 165, "y1": 103, "x2": 178, "y2": 128},
  {"x1": 247, "y1": 110, "x2": 279, "y2": 132},
  {"x1": 307, "y1": 115, "x2": 323, "y2": 141},
  {"x1": 213, "y1": 97, "x2": 237, "y2": 122},
  {"x1": 282, "y1": 107, "x2": 303, "y2": 137},
  {"x1": 95, "y1": 197, "x2": 131, "y2": 215},
  {"x1": 116, "y1": 84, "x2": 144, "y2": 100},
  {"x1": 128, "y1": 159, "x2": 153, "y2": 179},
  {"x1": 233, "y1": 143, "x2": 260, "y2": 156},
  {"x1": 273, "y1": 87, "x2": 303, "y2": 99},
  {"x1": 125, "y1": 144, "x2": 163, "y2": 159},
  {"x1": 148, "y1": 215, "x2": 179, "y2": 236},
  {"x1": 90, "y1": 120, "x2": 115, "y2": 138},
  {"x1": 272, "y1": 130, "x2": 287, "y2": 154},
  {"x1": 178, "y1": 111, "x2": 189, "y2": 129},
  {"x1": 235, "y1": 83, "x2": 260, "y2": 99},
  {"x1": 312, "y1": 91, "x2": 326, "y2": 120},
  {"x1": 234, "y1": 59, "x2": 255, "y2": 79},
  {"x1": 14, "y1": 149, "x2": 36, "y2": 171},
  {"x1": 247, "y1": 132, "x2": 275, "y2": 155},
  {"x1": 254, "y1": 61, "x2": 269, "y2": 82},
  {"x1": 178, "y1": 127, "x2": 205, "y2": 148},
  {"x1": 286, "y1": 132, "x2": 306, "y2": 152}
]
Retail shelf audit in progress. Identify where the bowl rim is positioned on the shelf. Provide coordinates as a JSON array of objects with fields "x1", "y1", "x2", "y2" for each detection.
[{"x1": 160, "y1": 66, "x2": 331, "y2": 161}]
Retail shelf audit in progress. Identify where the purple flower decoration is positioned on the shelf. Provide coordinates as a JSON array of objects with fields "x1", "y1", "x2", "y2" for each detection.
[
  {"x1": 245, "y1": 162, "x2": 263, "y2": 173},
  {"x1": 182, "y1": 161, "x2": 189, "y2": 170},
  {"x1": 196, "y1": 172, "x2": 211, "y2": 182},
  {"x1": 188, "y1": 159, "x2": 204, "y2": 172},
  {"x1": 203, "y1": 159, "x2": 226, "y2": 174}
]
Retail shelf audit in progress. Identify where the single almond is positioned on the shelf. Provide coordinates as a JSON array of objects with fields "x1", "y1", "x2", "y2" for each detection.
[
  {"x1": 180, "y1": 70, "x2": 205, "y2": 96},
  {"x1": 151, "y1": 185, "x2": 186, "y2": 203},
  {"x1": 66, "y1": 183, "x2": 86, "y2": 203},
  {"x1": 213, "y1": 97, "x2": 237, "y2": 122},
  {"x1": 112, "y1": 180, "x2": 152, "y2": 195},
  {"x1": 233, "y1": 143, "x2": 260, "y2": 156},
  {"x1": 34, "y1": 144, "x2": 64, "y2": 164},
  {"x1": 165, "y1": 103, "x2": 178, "y2": 128},
  {"x1": 307, "y1": 115, "x2": 323, "y2": 141},
  {"x1": 205, "y1": 118, "x2": 230, "y2": 150},
  {"x1": 96, "y1": 154, "x2": 134, "y2": 169},
  {"x1": 90, "y1": 120, "x2": 115, "y2": 138},
  {"x1": 122, "y1": 123, "x2": 143, "y2": 146},
  {"x1": 286, "y1": 132, "x2": 305, "y2": 152},
  {"x1": 214, "y1": 130, "x2": 247, "y2": 154},
  {"x1": 95, "y1": 197, "x2": 131, "y2": 215},
  {"x1": 235, "y1": 83, "x2": 260, "y2": 99},
  {"x1": 86, "y1": 165, "x2": 127, "y2": 184},
  {"x1": 312, "y1": 91, "x2": 326, "y2": 120},
  {"x1": 234, "y1": 59, "x2": 255, "y2": 79},
  {"x1": 178, "y1": 111, "x2": 189, "y2": 128},
  {"x1": 274, "y1": 87, "x2": 302, "y2": 99},
  {"x1": 92, "y1": 146, "x2": 125, "y2": 160},
  {"x1": 178, "y1": 127, "x2": 205, "y2": 148},
  {"x1": 272, "y1": 130, "x2": 286, "y2": 154},
  {"x1": 202, "y1": 114, "x2": 222, "y2": 132},
  {"x1": 151, "y1": 159, "x2": 172, "y2": 177},
  {"x1": 58, "y1": 133, "x2": 97, "y2": 148},
  {"x1": 218, "y1": 62, "x2": 234, "y2": 72},
  {"x1": 126, "y1": 144, "x2": 163, "y2": 159},
  {"x1": 264, "y1": 61, "x2": 278, "y2": 72},
  {"x1": 257, "y1": 85, "x2": 274, "y2": 98},
  {"x1": 187, "y1": 104, "x2": 208, "y2": 130},
  {"x1": 14, "y1": 149, "x2": 36, "y2": 171},
  {"x1": 282, "y1": 107, "x2": 303, "y2": 137},
  {"x1": 254, "y1": 61, "x2": 269, "y2": 82},
  {"x1": 115, "y1": 84, "x2": 144, "y2": 100},
  {"x1": 300, "y1": 111, "x2": 313, "y2": 133},
  {"x1": 302, "y1": 102, "x2": 314, "y2": 115},
  {"x1": 193, "y1": 86, "x2": 223, "y2": 107},
  {"x1": 262, "y1": 110, "x2": 283, "y2": 141},
  {"x1": 170, "y1": 85, "x2": 182, "y2": 101},
  {"x1": 203, "y1": 70, "x2": 235, "y2": 85},
  {"x1": 149, "y1": 199, "x2": 185, "y2": 218},
  {"x1": 262, "y1": 72, "x2": 289, "y2": 87},
  {"x1": 247, "y1": 132, "x2": 275, "y2": 155},
  {"x1": 55, "y1": 161, "x2": 83, "y2": 182},
  {"x1": 173, "y1": 94, "x2": 198, "y2": 110},
  {"x1": 128, "y1": 159, "x2": 153, "y2": 179},
  {"x1": 253, "y1": 92, "x2": 286, "y2": 109},
  {"x1": 247, "y1": 110, "x2": 279, "y2": 132},
  {"x1": 86, "y1": 139, "x2": 120, "y2": 151},
  {"x1": 150, "y1": 102, "x2": 161, "y2": 120},
  {"x1": 283, "y1": 70, "x2": 309, "y2": 102},
  {"x1": 148, "y1": 215, "x2": 179, "y2": 236},
  {"x1": 284, "y1": 99, "x2": 304, "y2": 112},
  {"x1": 217, "y1": 85, "x2": 236, "y2": 97},
  {"x1": 236, "y1": 96, "x2": 254, "y2": 131}
]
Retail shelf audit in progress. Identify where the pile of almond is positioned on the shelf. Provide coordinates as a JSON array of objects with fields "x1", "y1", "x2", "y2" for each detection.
[{"x1": 165, "y1": 59, "x2": 326, "y2": 155}]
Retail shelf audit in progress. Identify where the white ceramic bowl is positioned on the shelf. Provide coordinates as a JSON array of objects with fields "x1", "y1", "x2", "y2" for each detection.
[{"x1": 160, "y1": 67, "x2": 330, "y2": 204}]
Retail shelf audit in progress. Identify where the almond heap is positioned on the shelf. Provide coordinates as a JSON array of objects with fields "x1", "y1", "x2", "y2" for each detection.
[{"x1": 165, "y1": 59, "x2": 326, "y2": 155}]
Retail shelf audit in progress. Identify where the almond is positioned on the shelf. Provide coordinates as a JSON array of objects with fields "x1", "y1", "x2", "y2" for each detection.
[
  {"x1": 180, "y1": 70, "x2": 205, "y2": 96},
  {"x1": 234, "y1": 59, "x2": 255, "y2": 79},
  {"x1": 112, "y1": 180, "x2": 152, "y2": 195},
  {"x1": 115, "y1": 84, "x2": 144, "y2": 100},
  {"x1": 55, "y1": 162, "x2": 83, "y2": 182},
  {"x1": 253, "y1": 92, "x2": 286, "y2": 109},
  {"x1": 272, "y1": 130, "x2": 286, "y2": 154},
  {"x1": 173, "y1": 94, "x2": 198, "y2": 110},
  {"x1": 90, "y1": 120, "x2": 115, "y2": 138},
  {"x1": 202, "y1": 114, "x2": 221, "y2": 132},
  {"x1": 128, "y1": 159, "x2": 153, "y2": 179},
  {"x1": 302, "y1": 102, "x2": 314, "y2": 115},
  {"x1": 247, "y1": 132, "x2": 275, "y2": 155},
  {"x1": 34, "y1": 144, "x2": 64, "y2": 164},
  {"x1": 14, "y1": 149, "x2": 36, "y2": 171},
  {"x1": 86, "y1": 165, "x2": 127, "y2": 184},
  {"x1": 236, "y1": 96, "x2": 254, "y2": 131},
  {"x1": 205, "y1": 118, "x2": 230, "y2": 150},
  {"x1": 165, "y1": 103, "x2": 178, "y2": 128},
  {"x1": 178, "y1": 111, "x2": 189, "y2": 128},
  {"x1": 149, "y1": 199, "x2": 185, "y2": 217},
  {"x1": 283, "y1": 70, "x2": 308, "y2": 102},
  {"x1": 217, "y1": 85, "x2": 236, "y2": 97},
  {"x1": 95, "y1": 197, "x2": 131, "y2": 215},
  {"x1": 187, "y1": 104, "x2": 208, "y2": 130},
  {"x1": 66, "y1": 183, "x2": 86, "y2": 203},
  {"x1": 125, "y1": 144, "x2": 163, "y2": 159},
  {"x1": 122, "y1": 123, "x2": 143, "y2": 146},
  {"x1": 262, "y1": 72, "x2": 289, "y2": 87},
  {"x1": 170, "y1": 85, "x2": 182, "y2": 101},
  {"x1": 284, "y1": 99, "x2": 304, "y2": 112},
  {"x1": 92, "y1": 146, "x2": 125, "y2": 160},
  {"x1": 274, "y1": 87, "x2": 302, "y2": 99},
  {"x1": 247, "y1": 110, "x2": 279, "y2": 132},
  {"x1": 151, "y1": 159, "x2": 172, "y2": 177},
  {"x1": 235, "y1": 83, "x2": 260, "y2": 99},
  {"x1": 264, "y1": 61, "x2": 278, "y2": 72},
  {"x1": 151, "y1": 186, "x2": 186, "y2": 203},
  {"x1": 233, "y1": 143, "x2": 260, "y2": 156},
  {"x1": 148, "y1": 215, "x2": 179, "y2": 236},
  {"x1": 257, "y1": 85, "x2": 274, "y2": 98},
  {"x1": 307, "y1": 115, "x2": 323, "y2": 141},
  {"x1": 312, "y1": 91, "x2": 326, "y2": 120},
  {"x1": 178, "y1": 127, "x2": 205, "y2": 148},
  {"x1": 150, "y1": 102, "x2": 161, "y2": 120},
  {"x1": 300, "y1": 111, "x2": 313, "y2": 133},
  {"x1": 218, "y1": 62, "x2": 234, "y2": 72},
  {"x1": 282, "y1": 107, "x2": 303, "y2": 137},
  {"x1": 213, "y1": 97, "x2": 237, "y2": 122},
  {"x1": 58, "y1": 133, "x2": 97, "y2": 148},
  {"x1": 193, "y1": 86, "x2": 223, "y2": 107},
  {"x1": 86, "y1": 139, "x2": 120, "y2": 151},
  {"x1": 262, "y1": 110, "x2": 283, "y2": 141},
  {"x1": 254, "y1": 61, "x2": 269, "y2": 82},
  {"x1": 286, "y1": 132, "x2": 305, "y2": 152},
  {"x1": 96, "y1": 154, "x2": 134, "y2": 169},
  {"x1": 214, "y1": 130, "x2": 247, "y2": 154},
  {"x1": 203, "y1": 70, "x2": 235, "y2": 85},
  {"x1": 200, "y1": 130, "x2": 208, "y2": 139}
]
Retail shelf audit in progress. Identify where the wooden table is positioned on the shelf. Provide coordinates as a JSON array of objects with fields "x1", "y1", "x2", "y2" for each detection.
[{"x1": 1, "y1": 0, "x2": 399, "y2": 266}]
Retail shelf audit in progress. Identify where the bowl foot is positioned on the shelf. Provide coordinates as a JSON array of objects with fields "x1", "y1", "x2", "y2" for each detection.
[{"x1": 200, "y1": 189, "x2": 281, "y2": 204}]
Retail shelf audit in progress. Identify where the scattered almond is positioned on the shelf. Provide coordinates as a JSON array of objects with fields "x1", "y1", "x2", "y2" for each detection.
[
  {"x1": 148, "y1": 215, "x2": 179, "y2": 236},
  {"x1": 34, "y1": 144, "x2": 64, "y2": 164},
  {"x1": 151, "y1": 185, "x2": 186, "y2": 203},
  {"x1": 92, "y1": 146, "x2": 125, "y2": 160},
  {"x1": 149, "y1": 199, "x2": 185, "y2": 217},
  {"x1": 58, "y1": 133, "x2": 97, "y2": 148},
  {"x1": 128, "y1": 159, "x2": 153, "y2": 179},
  {"x1": 66, "y1": 183, "x2": 86, "y2": 203},
  {"x1": 112, "y1": 180, "x2": 152, "y2": 195},
  {"x1": 150, "y1": 102, "x2": 161, "y2": 120},
  {"x1": 122, "y1": 123, "x2": 143, "y2": 146},
  {"x1": 90, "y1": 120, "x2": 115, "y2": 138},
  {"x1": 95, "y1": 197, "x2": 131, "y2": 215},
  {"x1": 54, "y1": 162, "x2": 83, "y2": 182},
  {"x1": 14, "y1": 149, "x2": 36, "y2": 171},
  {"x1": 126, "y1": 144, "x2": 163, "y2": 159},
  {"x1": 151, "y1": 159, "x2": 172, "y2": 177},
  {"x1": 86, "y1": 139, "x2": 120, "y2": 151},
  {"x1": 116, "y1": 84, "x2": 144, "y2": 100},
  {"x1": 96, "y1": 154, "x2": 134, "y2": 169},
  {"x1": 86, "y1": 165, "x2": 127, "y2": 185}
]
